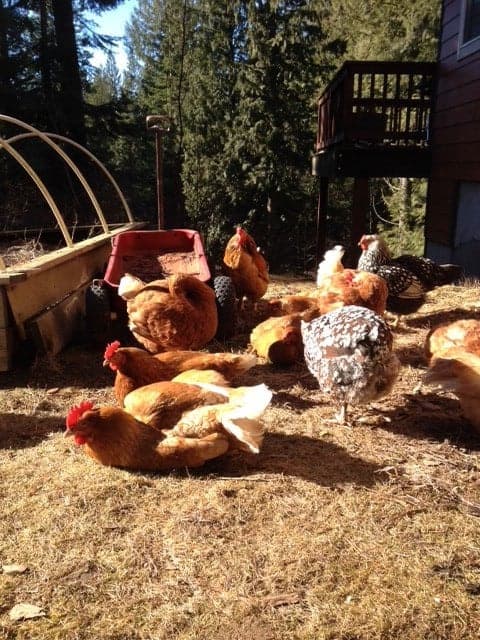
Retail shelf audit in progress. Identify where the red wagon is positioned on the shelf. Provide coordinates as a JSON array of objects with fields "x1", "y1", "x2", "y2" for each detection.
[{"x1": 86, "y1": 228, "x2": 236, "y2": 342}]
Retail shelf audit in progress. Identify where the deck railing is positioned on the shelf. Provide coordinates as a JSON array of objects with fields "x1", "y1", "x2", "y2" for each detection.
[{"x1": 316, "y1": 61, "x2": 436, "y2": 152}]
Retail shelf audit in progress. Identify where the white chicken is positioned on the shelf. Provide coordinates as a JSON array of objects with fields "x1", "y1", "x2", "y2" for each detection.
[{"x1": 316, "y1": 245, "x2": 346, "y2": 286}]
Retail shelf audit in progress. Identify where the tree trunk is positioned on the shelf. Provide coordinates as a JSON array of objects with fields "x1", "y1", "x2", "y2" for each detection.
[
  {"x1": 39, "y1": 0, "x2": 55, "y2": 128},
  {"x1": 51, "y1": 0, "x2": 85, "y2": 143},
  {"x1": 0, "y1": 0, "x2": 16, "y2": 114}
]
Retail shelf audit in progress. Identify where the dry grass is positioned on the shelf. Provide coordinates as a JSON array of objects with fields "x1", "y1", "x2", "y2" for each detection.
[
  {"x1": 0, "y1": 239, "x2": 47, "y2": 268},
  {"x1": 1, "y1": 275, "x2": 480, "y2": 639}
]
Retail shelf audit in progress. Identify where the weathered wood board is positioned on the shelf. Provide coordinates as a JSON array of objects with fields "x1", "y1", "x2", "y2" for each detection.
[{"x1": 0, "y1": 222, "x2": 144, "y2": 371}]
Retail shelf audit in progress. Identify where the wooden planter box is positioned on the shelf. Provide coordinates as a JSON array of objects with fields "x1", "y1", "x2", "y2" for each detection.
[{"x1": 0, "y1": 223, "x2": 143, "y2": 371}]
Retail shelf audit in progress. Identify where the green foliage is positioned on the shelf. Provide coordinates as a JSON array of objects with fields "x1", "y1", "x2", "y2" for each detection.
[
  {"x1": 1, "y1": 0, "x2": 444, "y2": 268},
  {"x1": 376, "y1": 178, "x2": 428, "y2": 256}
]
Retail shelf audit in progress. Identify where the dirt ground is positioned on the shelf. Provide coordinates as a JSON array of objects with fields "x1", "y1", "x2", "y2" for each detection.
[{"x1": 1, "y1": 275, "x2": 480, "y2": 639}]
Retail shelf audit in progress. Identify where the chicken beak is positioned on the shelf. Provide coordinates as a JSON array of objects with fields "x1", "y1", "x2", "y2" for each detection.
[
  {"x1": 64, "y1": 428, "x2": 74, "y2": 438},
  {"x1": 102, "y1": 359, "x2": 109, "y2": 367}
]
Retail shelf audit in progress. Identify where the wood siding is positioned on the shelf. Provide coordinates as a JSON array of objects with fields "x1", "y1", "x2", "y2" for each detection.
[{"x1": 426, "y1": 0, "x2": 480, "y2": 244}]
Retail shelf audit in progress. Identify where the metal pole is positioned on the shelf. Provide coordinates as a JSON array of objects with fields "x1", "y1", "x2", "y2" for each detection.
[
  {"x1": 146, "y1": 115, "x2": 171, "y2": 230},
  {"x1": 154, "y1": 129, "x2": 164, "y2": 229}
]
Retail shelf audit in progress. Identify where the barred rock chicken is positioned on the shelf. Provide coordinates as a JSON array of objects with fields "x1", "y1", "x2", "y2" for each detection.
[
  {"x1": 301, "y1": 305, "x2": 400, "y2": 424},
  {"x1": 103, "y1": 341, "x2": 257, "y2": 404},
  {"x1": 118, "y1": 273, "x2": 218, "y2": 353},
  {"x1": 425, "y1": 318, "x2": 480, "y2": 361},
  {"x1": 358, "y1": 234, "x2": 462, "y2": 314},
  {"x1": 65, "y1": 381, "x2": 272, "y2": 470},
  {"x1": 424, "y1": 348, "x2": 480, "y2": 434},
  {"x1": 222, "y1": 227, "x2": 269, "y2": 302}
]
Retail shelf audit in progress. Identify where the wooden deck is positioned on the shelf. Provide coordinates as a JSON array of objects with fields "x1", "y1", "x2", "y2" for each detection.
[{"x1": 312, "y1": 61, "x2": 436, "y2": 178}]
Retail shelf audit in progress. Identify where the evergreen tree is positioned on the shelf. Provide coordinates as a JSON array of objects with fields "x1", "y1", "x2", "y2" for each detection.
[{"x1": 221, "y1": 0, "x2": 323, "y2": 269}]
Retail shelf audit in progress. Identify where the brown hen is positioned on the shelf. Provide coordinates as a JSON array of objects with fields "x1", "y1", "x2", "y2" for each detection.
[
  {"x1": 118, "y1": 273, "x2": 218, "y2": 353},
  {"x1": 222, "y1": 227, "x2": 269, "y2": 302},
  {"x1": 250, "y1": 312, "x2": 316, "y2": 365},
  {"x1": 425, "y1": 348, "x2": 480, "y2": 434},
  {"x1": 425, "y1": 318, "x2": 480, "y2": 361},
  {"x1": 65, "y1": 381, "x2": 272, "y2": 470},
  {"x1": 103, "y1": 341, "x2": 257, "y2": 404}
]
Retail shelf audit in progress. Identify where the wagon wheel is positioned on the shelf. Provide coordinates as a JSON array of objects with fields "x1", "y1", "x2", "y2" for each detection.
[
  {"x1": 213, "y1": 275, "x2": 237, "y2": 339},
  {"x1": 85, "y1": 278, "x2": 112, "y2": 344}
]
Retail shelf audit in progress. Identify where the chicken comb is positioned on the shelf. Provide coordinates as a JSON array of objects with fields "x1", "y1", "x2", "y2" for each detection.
[
  {"x1": 66, "y1": 401, "x2": 95, "y2": 428},
  {"x1": 103, "y1": 340, "x2": 121, "y2": 360}
]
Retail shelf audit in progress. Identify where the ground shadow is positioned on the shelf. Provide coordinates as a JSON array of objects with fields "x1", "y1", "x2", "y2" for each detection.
[
  {"x1": 1, "y1": 413, "x2": 384, "y2": 489},
  {"x1": 0, "y1": 344, "x2": 114, "y2": 391},
  {"x1": 200, "y1": 431, "x2": 385, "y2": 488},
  {"x1": 374, "y1": 391, "x2": 480, "y2": 450},
  {"x1": 407, "y1": 307, "x2": 479, "y2": 330},
  {"x1": 0, "y1": 413, "x2": 62, "y2": 450},
  {"x1": 395, "y1": 343, "x2": 428, "y2": 368}
]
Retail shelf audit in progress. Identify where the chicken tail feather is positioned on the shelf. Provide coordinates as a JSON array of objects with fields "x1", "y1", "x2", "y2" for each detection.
[
  {"x1": 118, "y1": 273, "x2": 146, "y2": 300},
  {"x1": 220, "y1": 416, "x2": 265, "y2": 453}
]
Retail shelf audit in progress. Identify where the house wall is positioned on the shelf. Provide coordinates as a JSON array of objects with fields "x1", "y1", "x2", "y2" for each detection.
[{"x1": 425, "y1": 0, "x2": 480, "y2": 275}]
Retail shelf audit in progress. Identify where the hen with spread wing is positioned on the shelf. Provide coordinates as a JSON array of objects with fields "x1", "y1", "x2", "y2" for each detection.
[{"x1": 65, "y1": 381, "x2": 272, "y2": 470}]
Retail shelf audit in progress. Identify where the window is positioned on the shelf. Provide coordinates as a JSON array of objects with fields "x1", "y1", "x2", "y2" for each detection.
[{"x1": 458, "y1": 0, "x2": 480, "y2": 59}]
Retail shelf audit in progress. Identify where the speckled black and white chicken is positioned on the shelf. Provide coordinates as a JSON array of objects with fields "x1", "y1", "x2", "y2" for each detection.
[
  {"x1": 358, "y1": 234, "x2": 462, "y2": 314},
  {"x1": 301, "y1": 305, "x2": 400, "y2": 424}
]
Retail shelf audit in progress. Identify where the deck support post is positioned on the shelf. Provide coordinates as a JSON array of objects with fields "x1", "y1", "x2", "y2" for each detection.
[
  {"x1": 315, "y1": 176, "x2": 329, "y2": 267},
  {"x1": 348, "y1": 177, "x2": 370, "y2": 267}
]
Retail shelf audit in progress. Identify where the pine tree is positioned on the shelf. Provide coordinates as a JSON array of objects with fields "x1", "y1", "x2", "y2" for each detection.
[{"x1": 221, "y1": 0, "x2": 323, "y2": 269}]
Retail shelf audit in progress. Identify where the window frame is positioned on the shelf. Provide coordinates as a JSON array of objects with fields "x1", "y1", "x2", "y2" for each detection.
[{"x1": 458, "y1": 0, "x2": 480, "y2": 59}]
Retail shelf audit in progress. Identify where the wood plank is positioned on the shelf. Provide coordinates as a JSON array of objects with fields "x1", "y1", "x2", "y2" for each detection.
[
  {"x1": 0, "y1": 272, "x2": 27, "y2": 285},
  {"x1": 432, "y1": 99, "x2": 480, "y2": 128},
  {"x1": 0, "y1": 288, "x2": 10, "y2": 329},
  {"x1": 438, "y1": 48, "x2": 480, "y2": 74},
  {"x1": 425, "y1": 178, "x2": 456, "y2": 245},
  {"x1": 432, "y1": 139, "x2": 480, "y2": 165},
  {"x1": 441, "y1": 0, "x2": 460, "y2": 32},
  {"x1": 436, "y1": 63, "x2": 480, "y2": 96},
  {"x1": 5, "y1": 242, "x2": 111, "y2": 338},
  {"x1": 432, "y1": 120, "x2": 480, "y2": 145},
  {"x1": 0, "y1": 327, "x2": 15, "y2": 372},
  {"x1": 25, "y1": 285, "x2": 88, "y2": 356},
  {"x1": 432, "y1": 162, "x2": 480, "y2": 181}
]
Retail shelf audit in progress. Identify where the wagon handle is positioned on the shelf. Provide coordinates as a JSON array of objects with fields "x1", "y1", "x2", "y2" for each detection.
[{"x1": 146, "y1": 115, "x2": 171, "y2": 230}]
